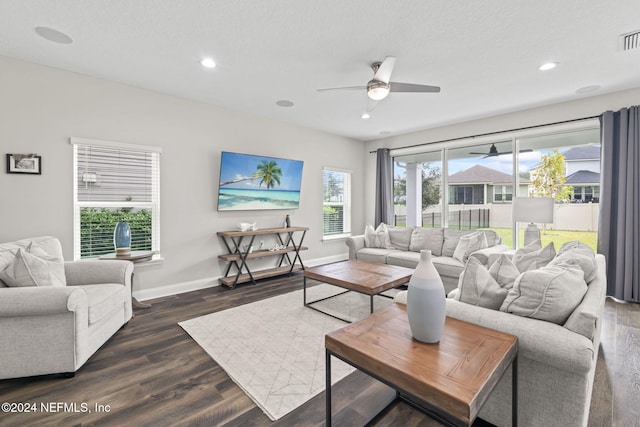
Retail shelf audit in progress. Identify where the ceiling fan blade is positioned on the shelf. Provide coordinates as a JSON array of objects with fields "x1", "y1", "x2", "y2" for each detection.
[
  {"x1": 390, "y1": 82, "x2": 441, "y2": 93},
  {"x1": 373, "y1": 56, "x2": 396, "y2": 83},
  {"x1": 519, "y1": 149, "x2": 534, "y2": 153},
  {"x1": 317, "y1": 86, "x2": 366, "y2": 92},
  {"x1": 366, "y1": 98, "x2": 378, "y2": 112}
]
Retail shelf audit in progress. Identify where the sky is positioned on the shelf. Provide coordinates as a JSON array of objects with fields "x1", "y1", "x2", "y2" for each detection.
[
  {"x1": 396, "y1": 150, "x2": 547, "y2": 177},
  {"x1": 219, "y1": 152, "x2": 304, "y2": 190}
]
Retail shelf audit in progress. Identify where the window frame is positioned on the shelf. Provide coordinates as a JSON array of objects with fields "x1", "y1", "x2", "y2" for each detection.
[
  {"x1": 322, "y1": 166, "x2": 352, "y2": 240},
  {"x1": 71, "y1": 137, "x2": 162, "y2": 261},
  {"x1": 493, "y1": 185, "x2": 513, "y2": 203}
]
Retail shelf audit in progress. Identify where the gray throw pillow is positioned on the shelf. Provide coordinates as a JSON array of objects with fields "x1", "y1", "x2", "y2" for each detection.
[
  {"x1": 28, "y1": 241, "x2": 67, "y2": 287},
  {"x1": 453, "y1": 231, "x2": 488, "y2": 263},
  {"x1": 488, "y1": 254, "x2": 520, "y2": 288},
  {"x1": 386, "y1": 226, "x2": 413, "y2": 251},
  {"x1": 0, "y1": 248, "x2": 64, "y2": 287},
  {"x1": 500, "y1": 262, "x2": 588, "y2": 324},
  {"x1": 409, "y1": 227, "x2": 444, "y2": 256},
  {"x1": 513, "y1": 241, "x2": 555, "y2": 272},
  {"x1": 457, "y1": 257, "x2": 510, "y2": 310},
  {"x1": 442, "y1": 229, "x2": 472, "y2": 257},
  {"x1": 549, "y1": 241, "x2": 598, "y2": 283}
]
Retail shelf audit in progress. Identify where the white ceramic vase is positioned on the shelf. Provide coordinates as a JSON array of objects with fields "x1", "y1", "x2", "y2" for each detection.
[{"x1": 407, "y1": 250, "x2": 446, "y2": 343}]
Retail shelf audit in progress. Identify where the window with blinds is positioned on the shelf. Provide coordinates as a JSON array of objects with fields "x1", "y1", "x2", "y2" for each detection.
[
  {"x1": 322, "y1": 167, "x2": 351, "y2": 238},
  {"x1": 71, "y1": 137, "x2": 161, "y2": 260}
]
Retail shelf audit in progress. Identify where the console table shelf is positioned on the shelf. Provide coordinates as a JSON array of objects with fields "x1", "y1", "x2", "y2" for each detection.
[
  {"x1": 218, "y1": 246, "x2": 308, "y2": 262},
  {"x1": 217, "y1": 226, "x2": 308, "y2": 288},
  {"x1": 218, "y1": 265, "x2": 304, "y2": 288}
]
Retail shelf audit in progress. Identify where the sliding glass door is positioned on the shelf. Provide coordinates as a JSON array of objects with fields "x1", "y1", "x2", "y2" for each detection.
[{"x1": 392, "y1": 123, "x2": 600, "y2": 250}]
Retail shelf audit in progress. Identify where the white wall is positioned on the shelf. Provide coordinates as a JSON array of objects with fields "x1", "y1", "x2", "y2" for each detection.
[
  {"x1": 0, "y1": 56, "x2": 366, "y2": 297},
  {"x1": 364, "y1": 87, "x2": 640, "y2": 225}
]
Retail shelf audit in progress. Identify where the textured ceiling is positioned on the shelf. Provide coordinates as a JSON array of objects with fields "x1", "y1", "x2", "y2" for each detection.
[{"x1": 1, "y1": 0, "x2": 640, "y2": 141}]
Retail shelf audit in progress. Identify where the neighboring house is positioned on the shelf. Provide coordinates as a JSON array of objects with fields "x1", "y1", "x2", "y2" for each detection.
[
  {"x1": 563, "y1": 145, "x2": 601, "y2": 202},
  {"x1": 448, "y1": 164, "x2": 529, "y2": 204},
  {"x1": 565, "y1": 170, "x2": 600, "y2": 202}
]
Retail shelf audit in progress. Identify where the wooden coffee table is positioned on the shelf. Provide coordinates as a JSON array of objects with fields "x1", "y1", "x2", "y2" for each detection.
[
  {"x1": 303, "y1": 260, "x2": 413, "y2": 322},
  {"x1": 325, "y1": 304, "x2": 518, "y2": 427}
]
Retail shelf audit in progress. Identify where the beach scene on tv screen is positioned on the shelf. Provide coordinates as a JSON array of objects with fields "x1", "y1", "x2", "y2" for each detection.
[{"x1": 218, "y1": 152, "x2": 303, "y2": 211}]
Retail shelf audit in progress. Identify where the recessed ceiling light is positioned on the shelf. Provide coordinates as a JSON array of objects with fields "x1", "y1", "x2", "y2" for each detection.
[
  {"x1": 575, "y1": 85, "x2": 601, "y2": 94},
  {"x1": 35, "y1": 26, "x2": 73, "y2": 44},
  {"x1": 200, "y1": 58, "x2": 216, "y2": 69},
  {"x1": 361, "y1": 113, "x2": 370, "y2": 119},
  {"x1": 276, "y1": 100, "x2": 294, "y2": 107},
  {"x1": 538, "y1": 62, "x2": 557, "y2": 71}
]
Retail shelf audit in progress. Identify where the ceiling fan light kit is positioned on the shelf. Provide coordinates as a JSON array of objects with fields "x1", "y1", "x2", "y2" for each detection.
[
  {"x1": 367, "y1": 80, "x2": 390, "y2": 100},
  {"x1": 318, "y1": 56, "x2": 441, "y2": 107}
]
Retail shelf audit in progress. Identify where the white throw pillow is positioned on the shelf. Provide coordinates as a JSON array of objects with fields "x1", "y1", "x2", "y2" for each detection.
[
  {"x1": 28, "y1": 242, "x2": 67, "y2": 287},
  {"x1": 500, "y1": 262, "x2": 588, "y2": 324},
  {"x1": 549, "y1": 241, "x2": 598, "y2": 283},
  {"x1": 453, "y1": 231, "x2": 488, "y2": 264},
  {"x1": 488, "y1": 254, "x2": 521, "y2": 288},
  {"x1": 512, "y1": 241, "x2": 555, "y2": 272},
  {"x1": 0, "y1": 248, "x2": 62, "y2": 287},
  {"x1": 364, "y1": 223, "x2": 392, "y2": 249},
  {"x1": 457, "y1": 257, "x2": 511, "y2": 310}
]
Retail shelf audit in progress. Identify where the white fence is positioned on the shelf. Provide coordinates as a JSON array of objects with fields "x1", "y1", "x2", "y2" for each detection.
[{"x1": 396, "y1": 202, "x2": 599, "y2": 231}]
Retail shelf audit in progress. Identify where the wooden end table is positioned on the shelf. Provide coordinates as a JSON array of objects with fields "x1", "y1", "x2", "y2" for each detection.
[
  {"x1": 99, "y1": 250, "x2": 155, "y2": 308},
  {"x1": 325, "y1": 304, "x2": 518, "y2": 427},
  {"x1": 303, "y1": 260, "x2": 413, "y2": 323}
]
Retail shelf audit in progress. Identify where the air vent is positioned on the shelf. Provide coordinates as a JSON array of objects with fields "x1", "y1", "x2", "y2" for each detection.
[{"x1": 620, "y1": 30, "x2": 640, "y2": 51}]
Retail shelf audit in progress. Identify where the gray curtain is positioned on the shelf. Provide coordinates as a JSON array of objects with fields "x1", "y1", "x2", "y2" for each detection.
[
  {"x1": 375, "y1": 148, "x2": 394, "y2": 225},
  {"x1": 598, "y1": 106, "x2": 640, "y2": 302}
]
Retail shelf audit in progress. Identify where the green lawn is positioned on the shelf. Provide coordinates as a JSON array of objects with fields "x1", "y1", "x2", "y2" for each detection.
[
  {"x1": 492, "y1": 228, "x2": 598, "y2": 251},
  {"x1": 395, "y1": 223, "x2": 598, "y2": 251}
]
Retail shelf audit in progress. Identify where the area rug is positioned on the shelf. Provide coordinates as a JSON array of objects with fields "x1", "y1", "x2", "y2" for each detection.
[{"x1": 179, "y1": 284, "x2": 396, "y2": 420}]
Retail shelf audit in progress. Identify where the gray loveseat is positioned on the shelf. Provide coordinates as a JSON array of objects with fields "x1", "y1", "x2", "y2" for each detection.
[
  {"x1": 346, "y1": 226, "x2": 509, "y2": 293},
  {"x1": 0, "y1": 236, "x2": 133, "y2": 379},
  {"x1": 395, "y1": 247, "x2": 607, "y2": 427}
]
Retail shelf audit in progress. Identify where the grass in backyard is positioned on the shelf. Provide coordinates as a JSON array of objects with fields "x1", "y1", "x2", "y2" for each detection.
[
  {"x1": 492, "y1": 228, "x2": 598, "y2": 251},
  {"x1": 396, "y1": 224, "x2": 598, "y2": 251}
]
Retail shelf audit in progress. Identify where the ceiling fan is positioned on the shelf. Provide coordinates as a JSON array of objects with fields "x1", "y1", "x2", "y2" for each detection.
[
  {"x1": 317, "y1": 56, "x2": 440, "y2": 110},
  {"x1": 469, "y1": 144, "x2": 533, "y2": 158}
]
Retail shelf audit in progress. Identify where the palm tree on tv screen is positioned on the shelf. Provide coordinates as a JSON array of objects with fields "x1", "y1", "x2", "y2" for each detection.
[{"x1": 253, "y1": 160, "x2": 283, "y2": 189}]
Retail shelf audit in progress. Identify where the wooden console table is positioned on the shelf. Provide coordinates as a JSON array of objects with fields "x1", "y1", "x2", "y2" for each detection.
[{"x1": 217, "y1": 226, "x2": 308, "y2": 288}]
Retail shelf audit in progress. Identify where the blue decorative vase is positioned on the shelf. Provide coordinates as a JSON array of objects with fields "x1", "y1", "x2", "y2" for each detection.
[{"x1": 114, "y1": 221, "x2": 131, "y2": 255}]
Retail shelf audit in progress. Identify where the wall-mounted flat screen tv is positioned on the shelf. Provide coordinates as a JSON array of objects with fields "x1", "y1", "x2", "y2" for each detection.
[{"x1": 217, "y1": 151, "x2": 304, "y2": 211}]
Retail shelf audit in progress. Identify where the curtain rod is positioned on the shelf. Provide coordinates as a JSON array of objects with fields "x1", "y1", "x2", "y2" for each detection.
[{"x1": 368, "y1": 115, "x2": 600, "y2": 154}]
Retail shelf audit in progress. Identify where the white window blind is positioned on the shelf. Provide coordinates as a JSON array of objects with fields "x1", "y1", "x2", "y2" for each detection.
[
  {"x1": 71, "y1": 138, "x2": 161, "y2": 260},
  {"x1": 322, "y1": 167, "x2": 351, "y2": 237}
]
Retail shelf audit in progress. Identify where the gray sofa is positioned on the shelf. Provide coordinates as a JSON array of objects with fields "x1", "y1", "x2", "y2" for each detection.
[
  {"x1": 346, "y1": 226, "x2": 509, "y2": 293},
  {"x1": 0, "y1": 236, "x2": 133, "y2": 379},
  {"x1": 395, "y1": 250, "x2": 607, "y2": 427}
]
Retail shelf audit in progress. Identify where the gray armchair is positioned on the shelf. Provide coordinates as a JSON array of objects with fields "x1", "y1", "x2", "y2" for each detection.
[{"x1": 0, "y1": 236, "x2": 133, "y2": 379}]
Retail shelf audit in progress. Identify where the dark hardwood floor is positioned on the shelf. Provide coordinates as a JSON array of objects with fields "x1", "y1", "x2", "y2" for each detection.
[{"x1": 0, "y1": 273, "x2": 637, "y2": 427}]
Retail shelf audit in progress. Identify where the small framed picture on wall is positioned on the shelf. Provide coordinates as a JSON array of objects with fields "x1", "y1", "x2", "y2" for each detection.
[{"x1": 6, "y1": 153, "x2": 42, "y2": 174}]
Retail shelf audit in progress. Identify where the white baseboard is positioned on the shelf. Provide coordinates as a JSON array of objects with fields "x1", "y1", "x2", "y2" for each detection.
[
  {"x1": 305, "y1": 253, "x2": 348, "y2": 267},
  {"x1": 133, "y1": 277, "x2": 219, "y2": 302},
  {"x1": 133, "y1": 254, "x2": 349, "y2": 302}
]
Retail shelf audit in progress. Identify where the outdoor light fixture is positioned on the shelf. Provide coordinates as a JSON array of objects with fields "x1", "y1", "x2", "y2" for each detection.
[{"x1": 512, "y1": 197, "x2": 554, "y2": 246}]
